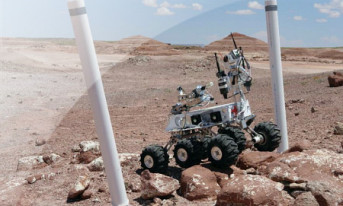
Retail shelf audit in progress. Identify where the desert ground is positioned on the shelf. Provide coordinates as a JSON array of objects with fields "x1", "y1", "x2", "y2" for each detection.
[{"x1": 0, "y1": 34, "x2": 342, "y2": 205}]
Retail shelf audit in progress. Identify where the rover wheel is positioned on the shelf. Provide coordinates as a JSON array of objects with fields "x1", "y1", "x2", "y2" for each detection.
[
  {"x1": 254, "y1": 122, "x2": 281, "y2": 151},
  {"x1": 208, "y1": 134, "x2": 239, "y2": 168},
  {"x1": 140, "y1": 145, "x2": 169, "y2": 173},
  {"x1": 218, "y1": 127, "x2": 246, "y2": 153},
  {"x1": 174, "y1": 138, "x2": 202, "y2": 168},
  {"x1": 201, "y1": 135, "x2": 212, "y2": 160}
]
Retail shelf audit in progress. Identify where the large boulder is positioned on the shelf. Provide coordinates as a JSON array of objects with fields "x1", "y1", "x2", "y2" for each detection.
[
  {"x1": 68, "y1": 176, "x2": 91, "y2": 199},
  {"x1": 141, "y1": 170, "x2": 180, "y2": 200},
  {"x1": 216, "y1": 174, "x2": 293, "y2": 205},
  {"x1": 274, "y1": 149, "x2": 343, "y2": 204},
  {"x1": 262, "y1": 161, "x2": 303, "y2": 183},
  {"x1": 237, "y1": 151, "x2": 280, "y2": 169},
  {"x1": 180, "y1": 165, "x2": 221, "y2": 201}
]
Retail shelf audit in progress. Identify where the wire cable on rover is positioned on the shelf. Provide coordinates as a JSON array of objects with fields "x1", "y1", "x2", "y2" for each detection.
[{"x1": 140, "y1": 33, "x2": 281, "y2": 173}]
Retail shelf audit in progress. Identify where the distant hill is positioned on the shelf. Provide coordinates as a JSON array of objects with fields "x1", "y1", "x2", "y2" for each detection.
[{"x1": 205, "y1": 32, "x2": 268, "y2": 54}]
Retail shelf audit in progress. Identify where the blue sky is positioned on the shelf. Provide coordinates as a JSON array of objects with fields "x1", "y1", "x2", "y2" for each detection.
[{"x1": 0, "y1": 0, "x2": 342, "y2": 47}]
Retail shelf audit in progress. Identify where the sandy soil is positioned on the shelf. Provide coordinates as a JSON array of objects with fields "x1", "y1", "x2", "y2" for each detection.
[{"x1": 0, "y1": 37, "x2": 342, "y2": 205}]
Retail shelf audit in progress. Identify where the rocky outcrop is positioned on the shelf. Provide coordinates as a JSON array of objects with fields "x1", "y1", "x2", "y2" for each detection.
[
  {"x1": 328, "y1": 71, "x2": 343, "y2": 87},
  {"x1": 68, "y1": 176, "x2": 91, "y2": 199},
  {"x1": 180, "y1": 165, "x2": 221, "y2": 201},
  {"x1": 217, "y1": 174, "x2": 293, "y2": 205},
  {"x1": 141, "y1": 170, "x2": 180, "y2": 199}
]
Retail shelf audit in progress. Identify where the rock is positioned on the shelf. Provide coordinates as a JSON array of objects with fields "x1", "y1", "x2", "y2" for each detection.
[
  {"x1": 26, "y1": 174, "x2": 42, "y2": 184},
  {"x1": 263, "y1": 161, "x2": 302, "y2": 183},
  {"x1": 285, "y1": 139, "x2": 312, "y2": 153},
  {"x1": 68, "y1": 176, "x2": 91, "y2": 199},
  {"x1": 289, "y1": 183, "x2": 307, "y2": 190},
  {"x1": 87, "y1": 157, "x2": 104, "y2": 171},
  {"x1": 275, "y1": 149, "x2": 343, "y2": 204},
  {"x1": 78, "y1": 151, "x2": 99, "y2": 164},
  {"x1": 245, "y1": 168, "x2": 256, "y2": 174},
  {"x1": 161, "y1": 199, "x2": 174, "y2": 206},
  {"x1": 71, "y1": 145, "x2": 81, "y2": 152},
  {"x1": 328, "y1": 73, "x2": 343, "y2": 87},
  {"x1": 98, "y1": 185, "x2": 107, "y2": 193},
  {"x1": 180, "y1": 165, "x2": 221, "y2": 201},
  {"x1": 119, "y1": 153, "x2": 140, "y2": 167},
  {"x1": 17, "y1": 155, "x2": 46, "y2": 171},
  {"x1": 79, "y1": 141, "x2": 100, "y2": 154},
  {"x1": 81, "y1": 189, "x2": 93, "y2": 200},
  {"x1": 216, "y1": 174, "x2": 293, "y2": 205},
  {"x1": 237, "y1": 151, "x2": 279, "y2": 170},
  {"x1": 141, "y1": 170, "x2": 180, "y2": 200},
  {"x1": 35, "y1": 139, "x2": 46, "y2": 146},
  {"x1": 43, "y1": 153, "x2": 61, "y2": 165},
  {"x1": 334, "y1": 122, "x2": 343, "y2": 135},
  {"x1": 127, "y1": 173, "x2": 141, "y2": 192},
  {"x1": 311, "y1": 107, "x2": 317, "y2": 113},
  {"x1": 295, "y1": 112, "x2": 300, "y2": 116},
  {"x1": 294, "y1": 192, "x2": 319, "y2": 206}
]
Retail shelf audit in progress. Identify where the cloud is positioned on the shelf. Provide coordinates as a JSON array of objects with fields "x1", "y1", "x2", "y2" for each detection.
[
  {"x1": 314, "y1": 0, "x2": 343, "y2": 18},
  {"x1": 321, "y1": 36, "x2": 343, "y2": 44},
  {"x1": 142, "y1": 0, "x2": 158, "y2": 8},
  {"x1": 156, "y1": 7, "x2": 174, "y2": 15},
  {"x1": 252, "y1": 31, "x2": 268, "y2": 42},
  {"x1": 160, "y1": 1, "x2": 186, "y2": 9},
  {"x1": 293, "y1": 16, "x2": 303, "y2": 21},
  {"x1": 316, "y1": 18, "x2": 328, "y2": 23},
  {"x1": 227, "y1": 9, "x2": 255, "y2": 15},
  {"x1": 192, "y1": 3, "x2": 203, "y2": 11},
  {"x1": 248, "y1": 1, "x2": 264, "y2": 10}
]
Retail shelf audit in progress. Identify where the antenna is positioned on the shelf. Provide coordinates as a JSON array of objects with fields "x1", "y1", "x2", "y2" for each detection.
[{"x1": 231, "y1": 32, "x2": 238, "y2": 50}]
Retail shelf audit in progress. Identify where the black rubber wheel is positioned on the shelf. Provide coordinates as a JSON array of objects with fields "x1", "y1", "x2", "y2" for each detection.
[
  {"x1": 208, "y1": 134, "x2": 239, "y2": 168},
  {"x1": 218, "y1": 127, "x2": 246, "y2": 153},
  {"x1": 201, "y1": 135, "x2": 212, "y2": 160},
  {"x1": 140, "y1": 145, "x2": 169, "y2": 173},
  {"x1": 173, "y1": 138, "x2": 202, "y2": 168},
  {"x1": 254, "y1": 122, "x2": 281, "y2": 151}
]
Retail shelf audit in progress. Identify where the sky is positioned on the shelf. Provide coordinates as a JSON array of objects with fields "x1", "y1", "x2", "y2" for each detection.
[{"x1": 0, "y1": 0, "x2": 342, "y2": 47}]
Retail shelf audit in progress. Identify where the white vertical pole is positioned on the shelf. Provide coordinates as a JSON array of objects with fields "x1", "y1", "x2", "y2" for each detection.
[
  {"x1": 67, "y1": 0, "x2": 129, "y2": 205},
  {"x1": 265, "y1": 0, "x2": 288, "y2": 153}
]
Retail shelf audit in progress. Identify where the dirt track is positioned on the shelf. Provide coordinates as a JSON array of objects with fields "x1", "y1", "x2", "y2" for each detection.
[{"x1": 0, "y1": 37, "x2": 342, "y2": 205}]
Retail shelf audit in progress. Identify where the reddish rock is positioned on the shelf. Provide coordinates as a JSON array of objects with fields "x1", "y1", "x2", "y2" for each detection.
[
  {"x1": 127, "y1": 173, "x2": 141, "y2": 192},
  {"x1": 237, "y1": 151, "x2": 280, "y2": 170},
  {"x1": 81, "y1": 189, "x2": 93, "y2": 200},
  {"x1": 216, "y1": 174, "x2": 294, "y2": 206},
  {"x1": 285, "y1": 139, "x2": 312, "y2": 153},
  {"x1": 26, "y1": 174, "x2": 43, "y2": 184},
  {"x1": 78, "y1": 151, "x2": 98, "y2": 164},
  {"x1": 17, "y1": 155, "x2": 46, "y2": 171},
  {"x1": 294, "y1": 192, "x2": 319, "y2": 206},
  {"x1": 68, "y1": 176, "x2": 90, "y2": 199},
  {"x1": 141, "y1": 170, "x2": 180, "y2": 200},
  {"x1": 328, "y1": 73, "x2": 343, "y2": 87},
  {"x1": 275, "y1": 149, "x2": 343, "y2": 204},
  {"x1": 180, "y1": 165, "x2": 221, "y2": 201},
  {"x1": 263, "y1": 161, "x2": 303, "y2": 183}
]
